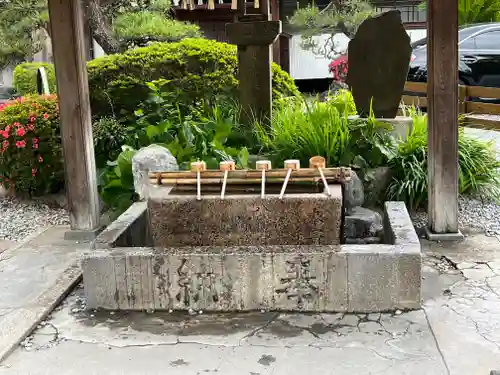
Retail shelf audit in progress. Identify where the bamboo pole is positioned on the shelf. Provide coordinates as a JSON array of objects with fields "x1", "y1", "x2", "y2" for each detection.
[
  {"x1": 149, "y1": 168, "x2": 351, "y2": 180},
  {"x1": 149, "y1": 177, "x2": 328, "y2": 185},
  {"x1": 170, "y1": 184, "x2": 320, "y2": 193}
]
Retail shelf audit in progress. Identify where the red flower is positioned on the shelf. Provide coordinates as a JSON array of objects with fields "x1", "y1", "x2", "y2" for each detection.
[
  {"x1": 16, "y1": 128, "x2": 25, "y2": 137},
  {"x1": 33, "y1": 143, "x2": 38, "y2": 149},
  {"x1": 13, "y1": 122, "x2": 21, "y2": 128},
  {"x1": 4, "y1": 125, "x2": 10, "y2": 133},
  {"x1": 1, "y1": 130, "x2": 8, "y2": 139},
  {"x1": 38, "y1": 156, "x2": 43, "y2": 163},
  {"x1": 31, "y1": 168, "x2": 37, "y2": 176},
  {"x1": 27, "y1": 124, "x2": 35, "y2": 131},
  {"x1": 29, "y1": 116, "x2": 36, "y2": 123},
  {"x1": 33, "y1": 138, "x2": 39, "y2": 144},
  {"x1": 15, "y1": 140, "x2": 26, "y2": 148},
  {"x1": 329, "y1": 54, "x2": 349, "y2": 83},
  {"x1": 2, "y1": 141, "x2": 7, "y2": 148},
  {"x1": 42, "y1": 113, "x2": 49, "y2": 120}
]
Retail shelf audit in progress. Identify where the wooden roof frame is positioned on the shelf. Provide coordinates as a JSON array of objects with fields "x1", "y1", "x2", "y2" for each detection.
[{"x1": 47, "y1": 0, "x2": 460, "y2": 239}]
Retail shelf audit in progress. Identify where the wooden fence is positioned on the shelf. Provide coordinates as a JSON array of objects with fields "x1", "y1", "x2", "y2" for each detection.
[{"x1": 401, "y1": 82, "x2": 500, "y2": 131}]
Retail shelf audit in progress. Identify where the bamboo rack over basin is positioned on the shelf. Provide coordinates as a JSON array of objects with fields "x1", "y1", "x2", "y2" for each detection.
[{"x1": 149, "y1": 167, "x2": 351, "y2": 186}]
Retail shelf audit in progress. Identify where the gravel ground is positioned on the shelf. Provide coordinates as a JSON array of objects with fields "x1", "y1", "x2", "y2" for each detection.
[
  {"x1": 411, "y1": 195, "x2": 500, "y2": 235},
  {"x1": 0, "y1": 197, "x2": 69, "y2": 242}
]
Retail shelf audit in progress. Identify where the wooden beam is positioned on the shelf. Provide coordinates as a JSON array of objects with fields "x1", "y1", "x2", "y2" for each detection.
[
  {"x1": 48, "y1": 0, "x2": 100, "y2": 235},
  {"x1": 427, "y1": 0, "x2": 460, "y2": 235}
]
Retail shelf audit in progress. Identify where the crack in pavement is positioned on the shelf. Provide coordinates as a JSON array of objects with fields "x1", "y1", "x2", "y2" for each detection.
[
  {"x1": 423, "y1": 310, "x2": 451, "y2": 375},
  {"x1": 238, "y1": 312, "x2": 280, "y2": 345},
  {"x1": 445, "y1": 303, "x2": 500, "y2": 351}
]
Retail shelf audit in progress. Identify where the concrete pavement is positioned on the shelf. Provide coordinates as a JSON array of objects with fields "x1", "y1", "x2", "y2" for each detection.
[
  {"x1": 0, "y1": 226, "x2": 86, "y2": 361},
  {"x1": 0, "y1": 233, "x2": 499, "y2": 375}
]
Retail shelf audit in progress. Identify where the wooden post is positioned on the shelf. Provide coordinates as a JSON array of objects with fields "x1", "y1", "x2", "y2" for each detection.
[
  {"x1": 271, "y1": 0, "x2": 280, "y2": 64},
  {"x1": 426, "y1": 0, "x2": 462, "y2": 238},
  {"x1": 48, "y1": 0, "x2": 101, "y2": 238}
]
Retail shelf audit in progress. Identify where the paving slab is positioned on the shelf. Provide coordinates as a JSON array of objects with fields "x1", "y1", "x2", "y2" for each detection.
[
  {"x1": 0, "y1": 226, "x2": 87, "y2": 362},
  {"x1": 0, "y1": 287, "x2": 447, "y2": 375},
  {"x1": 422, "y1": 236, "x2": 500, "y2": 375}
]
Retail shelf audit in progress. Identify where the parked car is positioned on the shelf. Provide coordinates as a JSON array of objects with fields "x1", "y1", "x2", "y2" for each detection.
[{"x1": 408, "y1": 23, "x2": 500, "y2": 93}]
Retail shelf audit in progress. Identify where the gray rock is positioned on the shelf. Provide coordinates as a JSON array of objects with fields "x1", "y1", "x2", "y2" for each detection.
[
  {"x1": 0, "y1": 184, "x2": 7, "y2": 198},
  {"x1": 363, "y1": 166, "x2": 393, "y2": 206},
  {"x1": 132, "y1": 144, "x2": 178, "y2": 199},
  {"x1": 344, "y1": 206, "x2": 383, "y2": 239},
  {"x1": 344, "y1": 170, "x2": 364, "y2": 213},
  {"x1": 347, "y1": 10, "x2": 412, "y2": 118}
]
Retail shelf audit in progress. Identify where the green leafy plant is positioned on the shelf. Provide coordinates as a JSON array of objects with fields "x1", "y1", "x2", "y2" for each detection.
[
  {"x1": 387, "y1": 108, "x2": 500, "y2": 209},
  {"x1": 419, "y1": 0, "x2": 500, "y2": 25},
  {"x1": 256, "y1": 96, "x2": 395, "y2": 168},
  {"x1": 0, "y1": 95, "x2": 64, "y2": 196},
  {"x1": 325, "y1": 89, "x2": 357, "y2": 116},
  {"x1": 98, "y1": 145, "x2": 139, "y2": 212},
  {"x1": 92, "y1": 117, "x2": 131, "y2": 169},
  {"x1": 98, "y1": 82, "x2": 250, "y2": 210}
]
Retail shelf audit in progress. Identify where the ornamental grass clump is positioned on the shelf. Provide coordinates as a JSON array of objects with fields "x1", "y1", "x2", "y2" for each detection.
[
  {"x1": 387, "y1": 108, "x2": 500, "y2": 209},
  {"x1": 256, "y1": 97, "x2": 394, "y2": 168},
  {"x1": 0, "y1": 95, "x2": 64, "y2": 196}
]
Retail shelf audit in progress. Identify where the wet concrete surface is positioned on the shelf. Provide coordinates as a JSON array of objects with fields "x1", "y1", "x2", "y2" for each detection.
[{"x1": 1, "y1": 234, "x2": 500, "y2": 375}]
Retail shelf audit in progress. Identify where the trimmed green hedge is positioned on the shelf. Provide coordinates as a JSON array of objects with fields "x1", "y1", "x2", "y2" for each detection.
[
  {"x1": 88, "y1": 38, "x2": 299, "y2": 118},
  {"x1": 13, "y1": 39, "x2": 299, "y2": 118},
  {"x1": 13, "y1": 63, "x2": 57, "y2": 95}
]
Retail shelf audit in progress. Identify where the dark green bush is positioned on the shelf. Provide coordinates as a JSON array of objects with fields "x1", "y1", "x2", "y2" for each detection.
[
  {"x1": 13, "y1": 63, "x2": 57, "y2": 95},
  {"x1": 92, "y1": 117, "x2": 131, "y2": 169},
  {"x1": 87, "y1": 38, "x2": 299, "y2": 118}
]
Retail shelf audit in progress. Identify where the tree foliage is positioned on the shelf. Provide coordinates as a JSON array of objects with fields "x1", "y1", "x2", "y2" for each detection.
[
  {"x1": 289, "y1": 0, "x2": 376, "y2": 58},
  {"x1": 419, "y1": 0, "x2": 500, "y2": 25},
  {"x1": 0, "y1": 0, "x2": 201, "y2": 68}
]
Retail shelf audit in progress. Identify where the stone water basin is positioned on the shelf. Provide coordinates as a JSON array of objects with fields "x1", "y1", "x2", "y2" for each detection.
[{"x1": 83, "y1": 183, "x2": 421, "y2": 313}]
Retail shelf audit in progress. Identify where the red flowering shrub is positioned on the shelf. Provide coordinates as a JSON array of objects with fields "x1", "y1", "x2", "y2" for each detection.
[
  {"x1": 0, "y1": 95, "x2": 64, "y2": 196},
  {"x1": 328, "y1": 55, "x2": 348, "y2": 83}
]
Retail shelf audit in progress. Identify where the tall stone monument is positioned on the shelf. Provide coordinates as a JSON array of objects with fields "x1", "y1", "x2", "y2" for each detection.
[
  {"x1": 226, "y1": 6, "x2": 281, "y2": 126},
  {"x1": 347, "y1": 10, "x2": 412, "y2": 118}
]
